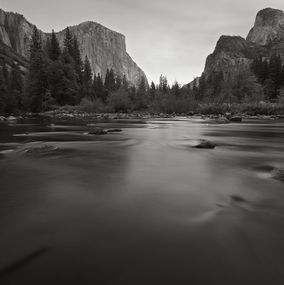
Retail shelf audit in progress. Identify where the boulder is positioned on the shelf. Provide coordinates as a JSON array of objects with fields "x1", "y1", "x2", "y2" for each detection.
[
  {"x1": 88, "y1": 127, "x2": 108, "y2": 135},
  {"x1": 7, "y1": 116, "x2": 17, "y2": 121},
  {"x1": 107, "y1": 128, "x2": 122, "y2": 133},
  {"x1": 272, "y1": 168, "x2": 284, "y2": 182},
  {"x1": 229, "y1": 116, "x2": 242, "y2": 122},
  {"x1": 193, "y1": 140, "x2": 216, "y2": 149}
]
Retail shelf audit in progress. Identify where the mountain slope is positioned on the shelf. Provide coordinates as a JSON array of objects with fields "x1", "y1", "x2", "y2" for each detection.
[
  {"x1": 0, "y1": 8, "x2": 147, "y2": 86},
  {"x1": 202, "y1": 8, "x2": 284, "y2": 79}
]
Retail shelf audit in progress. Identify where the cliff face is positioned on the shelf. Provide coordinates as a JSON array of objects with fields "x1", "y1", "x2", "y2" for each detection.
[
  {"x1": 0, "y1": 8, "x2": 147, "y2": 86},
  {"x1": 203, "y1": 8, "x2": 284, "y2": 79},
  {"x1": 247, "y1": 8, "x2": 284, "y2": 45},
  {"x1": 55, "y1": 22, "x2": 146, "y2": 86},
  {"x1": 204, "y1": 36, "x2": 259, "y2": 76}
]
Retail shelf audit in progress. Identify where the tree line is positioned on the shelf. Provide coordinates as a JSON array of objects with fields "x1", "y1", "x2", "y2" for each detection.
[
  {"x1": 189, "y1": 53, "x2": 284, "y2": 106},
  {"x1": 0, "y1": 25, "x2": 197, "y2": 115},
  {"x1": 251, "y1": 54, "x2": 284, "y2": 101}
]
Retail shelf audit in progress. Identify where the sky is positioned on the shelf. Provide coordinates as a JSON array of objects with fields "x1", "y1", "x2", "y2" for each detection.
[{"x1": 1, "y1": 0, "x2": 284, "y2": 84}]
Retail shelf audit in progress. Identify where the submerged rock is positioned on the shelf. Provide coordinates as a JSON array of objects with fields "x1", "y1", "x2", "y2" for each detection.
[
  {"x1": 23, "y1": 145, "x2": 59, "y2": 157},
  {"x1": 272, "y1": 169, "x2": 284, "y2": 182},
  {"x1": 107, "y1": 128, "x2": 122, "y2": 133},
  {"x1": 229, "y1": 116, "x2": 242, "y2": 122},
  {"x1": 254, "y1": 165, "x2": 284, "y2": 183},
  {"x1": 88, "y1": 127, "x2": 108, "y2": 135},
  {"x1": 230, "y1": 195, "x2": 246, "y2": 202},
  {"x1": 7, "y1": 116, "x2": 17, "y2": 121},
  {"x1": 203, "y1": 117, "x2": 230, "y2": 124},
  {"x1": 193, "y1": 140, "x2": 216, "y2": 149}
]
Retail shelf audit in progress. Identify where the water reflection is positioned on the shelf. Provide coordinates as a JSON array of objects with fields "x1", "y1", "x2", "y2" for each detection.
[{"x1": 0, "y1": 118, "x2": 283, "y2": 285}]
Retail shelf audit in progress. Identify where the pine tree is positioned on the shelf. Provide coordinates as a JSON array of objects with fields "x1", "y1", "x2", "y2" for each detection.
[
  {"x1": 268, "y1": 54, "x2": 282, "y2": 99},
  {"x1": 93, "y1": 73, "x2": 104, "y2": 100},
  {"x1": 55, "y1": 48, "x2": 80, "y2": 105},
  {"x1": 149, "y1": 81, "x2": 156, "y2": 100},
  {"x1": 115, "y1": 75, "x2": 122, "y2": 90},
  {"x1": 48, "y1": 30, "x2": 61, "y2": 61},
  {"x1": 83, "y1": 56, "x2": 92, "y2": 84},
  {"x1": 135, "y1": 77, "x2": 147, "y2": 109},
  {"x1": 25, "y1": 26, "x2": 47, "y2": 112},
  {"x1": 9, "y1": 64, "x2": 23, "y2": 112},
  {"x1": 0, "y1": 63, "x2": 8, "y2": 113},
  {"x1": 104, "y1": 69, "x2": 116, "y2": 92},
  {"x1": 172, "y1": 81, "x2": 181, "y2": 98},
  {"x1": 158, "y1": 75, "x2": 169, "y2": 94},
  {"x1": 122, "y1": 75, "x2": 128, "y2": 89},
  {"x1": 82, "y1": 56, "x2": 93, "y2": 98},
  {"x1": 72, "y1": 36, "x2": 83, "y2": 84},
  {"x1": 63, "y1": 27, "x2": 73, "y2": 56},
  {"x1": 198, "y1": 73, "x2": 207, "y2": 100}
]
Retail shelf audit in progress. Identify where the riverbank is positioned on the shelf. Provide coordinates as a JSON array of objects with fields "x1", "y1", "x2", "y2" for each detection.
[
  {"x1": 1, "y1": 102, "x2": 284, "y2": 122},
  {"x1": 1, "y1": 110, "x2": 283, "y2": 123}
]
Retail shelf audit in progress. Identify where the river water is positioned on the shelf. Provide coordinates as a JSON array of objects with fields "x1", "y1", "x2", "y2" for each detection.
[{"x1": 0, "y1": 118, "x2": 283, "y2": 285}]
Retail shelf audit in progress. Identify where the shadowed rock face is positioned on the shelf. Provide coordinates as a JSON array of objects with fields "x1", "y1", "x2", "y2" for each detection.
[
  {"x1": 204, "y1": 36, "x2": 257, "y2": 76},
  {"x1": 0, "y1": 9, "x2": 147, "y2": 86},
  {"x1": 203, "y1": 8, "x2": 284, "y2": 79}
]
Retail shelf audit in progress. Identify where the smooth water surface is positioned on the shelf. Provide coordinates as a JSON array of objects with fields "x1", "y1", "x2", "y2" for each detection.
[{"x1": 0, "y1": 118, "x2": 284, "y2": 285}]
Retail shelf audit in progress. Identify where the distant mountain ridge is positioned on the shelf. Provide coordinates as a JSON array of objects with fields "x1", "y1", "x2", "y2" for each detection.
[
  {"x1": 202, "y1": 8, "x2": 284, "y2": 81},
  {"x1": 0, "y1": 8, "x2": 147, "y2": 86}
]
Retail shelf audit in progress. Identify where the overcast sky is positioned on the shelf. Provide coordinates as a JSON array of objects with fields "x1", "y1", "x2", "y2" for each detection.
[{"x1": 1, "y1": 0, "x2": 284, "y2": 84}]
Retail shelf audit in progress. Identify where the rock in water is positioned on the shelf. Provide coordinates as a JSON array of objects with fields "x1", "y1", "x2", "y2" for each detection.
[
  {"x1": 229, "y1": 116, "x2": 242, "y2": 122},
  {"x1": 107, "y1": 128, "x2": 122, "y2": 133},
  {"x1": 193, "y1": 140, "x2": 216, "y2": 149},
  {"x1": 272, "y1": 169, "x2": 284, "y2": 182},
  {"x1": 88, "y1": 127, "x2": 108, "y2": 135},
  {"x1": 7, "y1": 116, "x2": 17, "y2": 121}
]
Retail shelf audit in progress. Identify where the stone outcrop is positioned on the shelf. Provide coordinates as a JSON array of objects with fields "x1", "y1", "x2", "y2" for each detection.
[{"x1": 0, "y1": 8, "x2": 147, "y2": 86}]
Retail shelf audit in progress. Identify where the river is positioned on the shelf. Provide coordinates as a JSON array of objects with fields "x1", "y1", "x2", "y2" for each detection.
[{"x1": 0, "y1": 117, "x2": 283, "y2": 285}]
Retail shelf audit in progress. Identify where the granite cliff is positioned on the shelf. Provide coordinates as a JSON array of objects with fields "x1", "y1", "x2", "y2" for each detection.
[
  {"x1": 203, "y1": 8, "x2": 284, "y2": 80},
  {"x1": 0, "y1": 8, "x2": 147, "y2": 86}
]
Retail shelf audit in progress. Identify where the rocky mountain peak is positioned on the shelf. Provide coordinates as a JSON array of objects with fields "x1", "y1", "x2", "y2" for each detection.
[
  {"x1": 213, "y1": 36, "x2": 248, "y2": 54},
  {"x1": 0, "y1": 8, "x2": 147, "y2": 86},
  {"x1": 247, "y1": 8, "x2": 284, "y2": 45}
]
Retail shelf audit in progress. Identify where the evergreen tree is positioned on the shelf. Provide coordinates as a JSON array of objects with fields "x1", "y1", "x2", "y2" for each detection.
[
  {"x1": 55, "y1": 48, "x2": 80, "y2": 105},
  {"x1": 72, "y1": 36, "x2": 83, "y2": 84},
  {"x1": 104, "y1": 69, "x2": 116, "y2": 92},
  {"x1": 149, "y1": 81, "x2": 156, "y2": 100},
  {"x1": 268, "y1": 54, "x2": 282, "y2": 99},
  {"x1": 93, "y1": 73, "x2": 104, "y2": 100},
  {"x1": 48, "y1": 30, "x2": 61, "y2": 61},
  {"x1": 198, "y1": 73, "x2": 207, "y2": 100},
  {"x1": 122, "y1": 75, "x2": 128, "y2": 89},
  {"x1": 82, "y1": 56, "x2": 93, "y2": 98},
  {"x1": 135, "y1": 77, "x2": 147, "y2": 109},
  {"x1": 0, "y1": 63, "x2": 8, "y2": 113},
  {"x1": 171, "y1": 81, "x2": 181, "y2": 98},
  {"x1": 25, "y1": 26, "x2": 47, "y2": 112},
  {"x1": 63, "y1": 27, "x2": 73, "y2": 56},
  {"x1": 9, "y1": 64, "x2": 23, "y2": 112},
  {"x1": 115, "y1": 75, "x2": 122, "y2": 90},
  {"x1": 158, "y1": 75, "x2": 169, "y2": 94}
]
